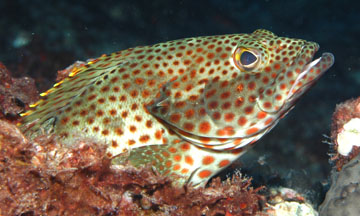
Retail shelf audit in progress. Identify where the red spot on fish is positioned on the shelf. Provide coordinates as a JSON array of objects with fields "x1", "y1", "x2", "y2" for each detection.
[
  {"x1": 198, "y1": 170, "x2": 212, "y2": 178},
  {"x1": 246, "y1": 127, "x2": 259, "y2": 135},
  {"x1": 199, "y1": 121, "x2": 211, "y2": 134}
]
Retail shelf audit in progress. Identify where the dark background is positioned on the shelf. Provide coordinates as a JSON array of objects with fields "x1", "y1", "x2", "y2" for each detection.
[{"x1": 1, "y1": 0, "x2": 359, "y2": 206}]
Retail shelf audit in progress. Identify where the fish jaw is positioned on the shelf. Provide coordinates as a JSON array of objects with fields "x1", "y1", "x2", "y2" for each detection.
[
  {"x1": 285, "y1": 52, "x2": 334, "y2": 104},
  {"x1": 257, "y1": 39, "x2": 334, "y2": 116}
]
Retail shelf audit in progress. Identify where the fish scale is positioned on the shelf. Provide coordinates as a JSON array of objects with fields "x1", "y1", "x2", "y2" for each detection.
[{"x1": 20, "y1": 29, "x2": 334, "y2": 187}]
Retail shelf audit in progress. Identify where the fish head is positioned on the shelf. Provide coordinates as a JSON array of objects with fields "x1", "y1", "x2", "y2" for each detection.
[
  {"x1": 244, "y1": 29, "x2": 335, "y2": 115},
  {"x1": 149, "y1": 29, "x2": 334, "y2": 150}
]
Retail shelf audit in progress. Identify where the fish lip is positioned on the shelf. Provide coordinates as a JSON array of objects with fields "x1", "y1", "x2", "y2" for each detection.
[{"x1": 286, "y1": 51, "x2": 334, "y2": 100}]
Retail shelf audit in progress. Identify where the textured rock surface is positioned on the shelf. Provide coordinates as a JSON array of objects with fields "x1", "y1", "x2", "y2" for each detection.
[{"x1": 319, "y1": 153, "x2": 360, "y2": 216}]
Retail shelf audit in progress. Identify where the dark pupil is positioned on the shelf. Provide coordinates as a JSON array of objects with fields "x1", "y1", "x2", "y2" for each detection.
[{"x1": 240, "y1": 51, "x2": 257, "y2": 66}]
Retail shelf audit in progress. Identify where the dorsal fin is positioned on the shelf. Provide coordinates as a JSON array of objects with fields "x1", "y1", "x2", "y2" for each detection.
[{"x1": 252, "y1": 29, "x2": 277, "y2": 37}]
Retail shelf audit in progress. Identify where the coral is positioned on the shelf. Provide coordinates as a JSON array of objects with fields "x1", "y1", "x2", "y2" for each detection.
[
  {"x1": 336, "y1": 118, "x2": 360, "y2": 156},
  {"x1": 0, "y1": 119, "x2": 264, "y2": 215},
  {"x1": 0, "y1": 62, "x2": 38, "y2": 120},
  {"x1": 319, "y1": 153, "x2": 360, "y2": 216},
  {"x1": 264, "y1": 187, "x2": 318, "y2": 216},
  {"x1": 318, "y1": 97, "x2": 360, "y2": 215},
  {"x1": 330, "y1": 97, "x2": 360, "y2": 170}
]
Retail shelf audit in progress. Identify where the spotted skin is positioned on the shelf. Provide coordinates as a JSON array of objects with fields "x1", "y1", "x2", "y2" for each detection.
[{"x1": 20, "y1": 29, "x2": 334, "y2": 187}]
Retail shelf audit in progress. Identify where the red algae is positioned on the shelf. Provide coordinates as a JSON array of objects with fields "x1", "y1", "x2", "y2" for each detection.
[
  {"x1": 0, "y1": 62, "x2": 38, "y2": 121},
  {"x1": 0, "y1": 117, "x2": 264, "y2": 215}
]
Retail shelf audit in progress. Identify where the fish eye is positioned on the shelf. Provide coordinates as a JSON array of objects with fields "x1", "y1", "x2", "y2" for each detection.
[{"x1": 234, "y1": 48, "x2": 260, "y2": 71}]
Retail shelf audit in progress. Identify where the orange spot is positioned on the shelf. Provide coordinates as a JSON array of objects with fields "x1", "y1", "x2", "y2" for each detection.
[
  {"x1": 165, "y1": 160, "x2": 172, "y2": 168},
  {"x1": 237, "y1": 116, "x2": 247, "y2": 126},
  {"x1": 174, "y1": 101, "x2": 186, "y2": 108},
  {"x1": 247, "y1": 82, "x2": 256, "y2": 90},
  {"x1": 212, "y1": 112, "x2": 221, "y2": 120},
  {"x1": 155, "y1": 130, "x2": 163, "y2": 140},
  {"x1": 111, "y1": 140, "x2": 118, "y2": 148},
  {"x1": 224, "y1": 113, "x2": 235, "y2": 122},
  {"x1": 183, "y1": 122, "x2": 195, "y2": 131},
  {"x1": 199, "y1": 137, "x2": 211, "y2": 143},
  {"x1": 115, "y1": 128, "x2": 123, "y2": 136},
  {"x1": 237, "y1": 83, "x2": 244, "y2": 92},
  {"x1": 202, "y1": 156, "x2": 215, "y2": 165},
  {"x1": 96, "y1": 110, "x2": 104, "y2": 117},
  {"x1": 184, "y1": 59, "x2": 192, "y2": 65},
  {"x1": 257, "y1": 111, "x2": 267, "y2": 119},
  {"x1": 173, "y1": 164, "x2": 181, "y2": 171},
  {"x1": 208, "y1": 101, "x2": 218, "y2": 109},
  {"x1": 262, "y1": 76, "x2": 269, "y2": 84},
  {"x1": 217, "y1": 126, "x2": 235, "y2": 136},
  {"x1": 121, "y1": 111, "x2": 128, "y2": 118},
  {"x1": 130, "y1": 90, "x2": 138, "y2": 98},
  {"x1": 274, "y1": 63, "x2": 281, "y2": 70},
  {"x1": 235, "y1": 97, "x2": 244, "y2": 107},
  {"x1": 264, "y1": 66, "x2": 271, "y2": 73},
  {"x1": 198, "y1": 170, "x2": 212, "y2": 179},
  {"x1": 264, "y1": 118, "x2": 273, "y2": 126},
  {"x1": 129, "y1": 125, "x2": 137, "y2": 133},
  {"x1": 220, "y1": 91, "x2": 231, "y2": 99},
  {"x1": 101, "y1": 86, "x2": 110, "y2": 92},
  {"x1": 196, "y1": 56, "x2": 204, "y2": 63},
  {"x1": 169, "y1": 113, "x2": 181, "y2": 123},
  {"x1": 139, "y1": 135, "x2": 150, "y2": 143},
  {"x1": 155, "y1": 154, "x2": 163, "y2": 162},
  {"x1": 205, "y1": 89, "x2": 217, "y2": 98},
  {"x1": 244, "y1": 106, "x2": 253, "y2": 114},
  {"x1": 185, "y1": 109, "x2": 195, "y2": 119},
  {"x1": 174, "y1": 155, "x2": 181, "y2": 162},
  {"x1": 142, "y1": 89, "x2": 150, "y2": 98},
  {"x1": 185, "y1": 156, "x2": 194, "y2": 165},
  {"x1": 168, "y1": 147, "x2": 177, "y2": 153},
  {"x1": 72, "y1": 120, "x2": 80, "y2": 126},
  {"x1": 207, "y1": 53, "x2": 215, "y2": 59},
  {"x1": 181, "y1": 168, "x2": 189, "y2": 174},
  {"x1": 146, "y1": 120, "x2": 153, "y2": 128},
  {"x1": 87, "y1": 117, "x2": 94, "y2": 124},
  {"x1": 199, "y1": 121, "x2": 211, "y2": 134},
  {"x1": 60, "y1": 117, "x2": 69, "y2": 125},
  {"x1": 280, "y1": 83, "x2": 286, "y2": 90},
  {"x1": 119, "y1": 95, "x2": 127, "y2": 101},
  {"x1": 180, "y1": 143, "x2": 190, "y2": 151},
  {"x1": 161, "y1": 151, "x2": 170, "y2": 158},
  {"x1": 219, "y1": 159, "x2": 230, "y2": 167},
  {"x1": 263, "y1": 102, "x2": 272, "y2": 108},
  {"x1": 98, "y1": 98, "x2": 105, "y2": 104},
  {"x1": 103, "y1": 118, "x2": 111, "y2": 124},
  {"x1": 93, "y1": 126, "x2": 99, "y2": 132},
  {"x1": 246, "y1": 127, "x2": 259, "y2": 135}
]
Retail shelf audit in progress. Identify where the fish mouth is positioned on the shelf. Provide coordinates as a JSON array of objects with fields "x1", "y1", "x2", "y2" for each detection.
[{"x1": 286, "y1": 51, "x2": 334, "y2": 100}]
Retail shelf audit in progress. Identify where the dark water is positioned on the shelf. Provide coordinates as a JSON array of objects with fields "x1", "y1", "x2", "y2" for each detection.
[{"x1": 0, "y1": 0, "x2": 359, "y2": 206}]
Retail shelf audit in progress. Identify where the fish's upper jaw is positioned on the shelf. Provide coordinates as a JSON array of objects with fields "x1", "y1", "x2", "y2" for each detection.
[{"x1": 285, "y1": 52, "x2": 334, "y2": 102}]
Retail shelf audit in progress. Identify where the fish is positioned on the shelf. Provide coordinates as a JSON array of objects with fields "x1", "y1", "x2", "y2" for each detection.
[{"x1": 20, "y1": 29, "x2": 334, "y2": 187}]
